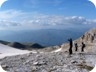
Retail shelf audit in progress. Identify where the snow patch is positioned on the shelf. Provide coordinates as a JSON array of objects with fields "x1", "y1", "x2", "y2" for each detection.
[
  {"x1": 0, "y1": 44, "x2": 44, "y2": 59},
  {"x1": 52, "y1": 48, "x2": 62, "y2": 53},
  {"x1": 0, "y1": 44, "x2": 30, "y2": 59},
  {"x1": 0, "y1": 65, "x2": 7, "y2": 72}
]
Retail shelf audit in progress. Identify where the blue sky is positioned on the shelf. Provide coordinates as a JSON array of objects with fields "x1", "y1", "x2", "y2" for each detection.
[
  {"x1": 1, "y1": 0, "x2": 96, "y2": 19},
  {"x1": 0, "y1": 0, "x2": 96, "y2": 30}
]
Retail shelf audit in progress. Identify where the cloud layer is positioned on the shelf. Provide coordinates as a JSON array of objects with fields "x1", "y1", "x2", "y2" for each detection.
[
  {"x1": 21, "y1": 15, "x2": 96, "y2": 26},
  {"x1": 0, "y1": 10, "x2": 95, "y2": 30}
]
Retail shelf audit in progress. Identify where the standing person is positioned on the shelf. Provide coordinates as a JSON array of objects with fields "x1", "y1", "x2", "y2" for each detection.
[
  {"x1": 68, "y1": 38, "x2": 73, "y2": 55},
  {"x1": 81, "y1": 42, "x2": 86, "y2": 52},
  {"x1": 75, "y1": 43, "x2": 78, "y2": 51}
]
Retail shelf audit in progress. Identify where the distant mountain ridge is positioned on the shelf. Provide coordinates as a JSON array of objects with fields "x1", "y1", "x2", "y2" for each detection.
[{"x1": 0, "y1": 40, "x2": 44, "y2": 50}]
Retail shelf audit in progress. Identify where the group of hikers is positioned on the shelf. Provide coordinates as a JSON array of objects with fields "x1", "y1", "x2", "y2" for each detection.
[{"x1": 68, "y1": 38, "x2": 86, "y2": 55}]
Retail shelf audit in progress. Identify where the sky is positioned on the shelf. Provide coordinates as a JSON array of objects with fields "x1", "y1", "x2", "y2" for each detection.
[{"x1": 0, "y1": 0, "x2": 96, "y2": 30}]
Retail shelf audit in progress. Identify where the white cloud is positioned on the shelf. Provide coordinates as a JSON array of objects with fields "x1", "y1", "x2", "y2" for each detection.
[
  {"x1": 0, "y1": 10, "x2": 25, "y2": 20},
  {"x1": 0, "y1": 20, "x2": 21, "y2": 27}
]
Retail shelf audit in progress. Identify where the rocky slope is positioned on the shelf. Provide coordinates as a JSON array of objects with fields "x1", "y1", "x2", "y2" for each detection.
[
  {"x1": 61, "y1": 28, "x2": 96, "y2": 53},
  {"x1": 0, "y1": 28, "x2": 96, "y2": 72}
]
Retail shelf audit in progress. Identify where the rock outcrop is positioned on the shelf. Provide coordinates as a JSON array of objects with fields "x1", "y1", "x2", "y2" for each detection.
[{"x1": 75, "y1": 28, "x2": 96, "y2": 44}]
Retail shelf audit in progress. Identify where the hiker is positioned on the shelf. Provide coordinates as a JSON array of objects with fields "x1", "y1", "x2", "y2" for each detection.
[
  {"x1": 81, "y1": 42, "x2": 86, "y2": 52},
  {"x1": 68, "y1": 38, "x2": 73, "y2": 55},
  {"x1": 74, "y1": 43, "x2": 78, "y2": 51}
]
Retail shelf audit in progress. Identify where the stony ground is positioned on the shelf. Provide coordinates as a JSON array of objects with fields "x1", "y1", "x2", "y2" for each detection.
[{"x1": 0, "y1": 51, "x2": 96, "y2": 72}]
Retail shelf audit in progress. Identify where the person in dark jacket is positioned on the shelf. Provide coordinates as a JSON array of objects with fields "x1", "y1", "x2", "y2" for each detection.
[
  {"x1": 68, "y1": 38, "x2": 73, "y2": 55},
  {"x1": 81, "y1": 42, "x2": 86, "y2": 52},
  {"x1": 75, "y1": 43, "x2": 78, "y2": 51}
]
